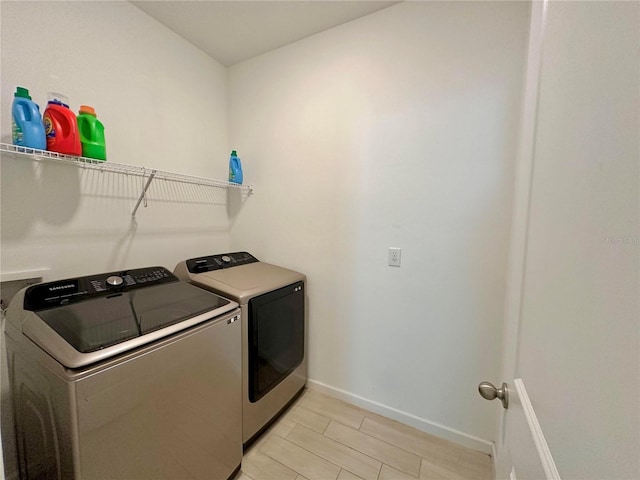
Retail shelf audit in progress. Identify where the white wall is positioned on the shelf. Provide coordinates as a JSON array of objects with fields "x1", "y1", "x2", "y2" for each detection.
[
  {"x1": 513, "y1": 2, "x2": 639, "y2": 478},
  {"x1": 0, "y1": 2, "x2": 231, "y2": 478},
  {"x1": 229, "y1": 1, "x2": 529, "y2": 447},
  {"x1": 1, "y1": 1, "x2": 232, "y2": 282}
]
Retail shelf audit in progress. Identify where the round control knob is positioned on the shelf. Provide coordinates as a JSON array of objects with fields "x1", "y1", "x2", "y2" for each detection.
[
  {"x1": 221, "y1": 255, "x2": 232, "y2": 263},
  {"x1": 106, "y1": 275, "x2": 124, "y2": 287}
]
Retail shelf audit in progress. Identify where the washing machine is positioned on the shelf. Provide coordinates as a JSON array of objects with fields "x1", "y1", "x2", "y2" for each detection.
[
  {"x1": 4, "y1": 266, "x2": 242, "y2": 480},
  {"x1": 174, "y1": 252, "x2": 306, "y2": 447}
]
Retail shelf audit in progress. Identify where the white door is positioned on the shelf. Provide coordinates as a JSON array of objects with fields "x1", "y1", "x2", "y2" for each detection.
[{"x1": 487, "y1": 1, "x2": 639, "y2": 479}]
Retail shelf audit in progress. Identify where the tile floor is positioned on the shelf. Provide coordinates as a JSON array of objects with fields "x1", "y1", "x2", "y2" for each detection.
[{"x1": 236, "y1": 389, "x2": 493, "y2": 480}]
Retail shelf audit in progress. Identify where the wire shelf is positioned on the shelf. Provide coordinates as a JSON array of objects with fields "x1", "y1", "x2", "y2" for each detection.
[
  {"x1": 0, "y1": 142, "x2": 253, "y2": 217},
  {"x1": 0, "y1": 142, "x2": 146, "y2": 175}
]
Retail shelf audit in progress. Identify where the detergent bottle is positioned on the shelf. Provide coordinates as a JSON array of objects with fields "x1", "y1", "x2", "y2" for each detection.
[
  {"x1": 77, "y1": 105, "x2": 106, "y2": 161},
  {"x1": 12, "y1": 86, "x2": 46, "y2": 150},
  {"x1": 229, "y1": 150, "x2": 243, "y2": 184},
  {"x1": 43, "y1": 93, "x2": 81, "y2": 156}
]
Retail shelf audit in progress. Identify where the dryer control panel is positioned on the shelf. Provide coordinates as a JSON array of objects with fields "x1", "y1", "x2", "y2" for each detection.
[{"x1": 186, "y1": 251, "x2": 258, "y2": 273}]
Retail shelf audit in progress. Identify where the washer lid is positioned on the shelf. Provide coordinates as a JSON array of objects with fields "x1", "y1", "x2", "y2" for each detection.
[
  {"x1": 15, "y1": 267, "x2": 238, "y2": 368},
  {"x1": 33, "y1": 282, "x2": 229, "y2": 354}
]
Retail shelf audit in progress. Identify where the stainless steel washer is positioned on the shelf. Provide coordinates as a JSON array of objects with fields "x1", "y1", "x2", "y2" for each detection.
[
  {"x1": 174, "y1": 252, "x2": 306, "y2": 447},
  {"x1": 4, "y1": 266, "x2": 242, "y2": 480}
]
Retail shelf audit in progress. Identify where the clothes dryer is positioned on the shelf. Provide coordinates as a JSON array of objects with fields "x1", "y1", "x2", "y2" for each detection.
[{"x1": 174, "y1": 252, "x2": 306, "y2": 447}]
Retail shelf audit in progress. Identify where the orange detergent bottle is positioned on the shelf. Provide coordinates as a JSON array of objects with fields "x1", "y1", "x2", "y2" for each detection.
[{"x1": 43, "y1": 93, "x2": 81, "y2": 156}]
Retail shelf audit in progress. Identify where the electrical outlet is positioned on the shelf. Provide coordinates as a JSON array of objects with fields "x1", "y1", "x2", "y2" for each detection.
[{"x1": 388, "y1": 247, "x2": 401, "y2": 267}]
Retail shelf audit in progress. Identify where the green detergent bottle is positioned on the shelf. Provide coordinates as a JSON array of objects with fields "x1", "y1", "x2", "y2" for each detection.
[{"x1": 77, "y1": 105, "x2": 106, "y2": 161}]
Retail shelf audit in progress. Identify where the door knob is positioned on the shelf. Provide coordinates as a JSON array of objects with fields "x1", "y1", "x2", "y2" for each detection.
[{"x1": 478, "y1": 381, "x2": 509, "y2": 409}]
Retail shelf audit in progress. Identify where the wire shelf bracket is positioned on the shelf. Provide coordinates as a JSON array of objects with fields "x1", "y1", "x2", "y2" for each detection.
[{"x1": 132, "y1": 169, "x2": 157, "y2": 218}]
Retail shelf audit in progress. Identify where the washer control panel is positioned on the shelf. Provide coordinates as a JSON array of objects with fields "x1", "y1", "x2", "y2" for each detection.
[
  {"x1": 186, "y1": 251, "x2": 258, "y2": 273},
  {"x1": 24, "y1": 267, "x2": 177, "y2": 311},
  {"x1": 89, "y1": 267, "x2": 172, "y2": 292}
]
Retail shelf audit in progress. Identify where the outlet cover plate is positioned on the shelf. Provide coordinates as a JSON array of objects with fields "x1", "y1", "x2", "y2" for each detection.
[{"x1": 388, "y1": 247, "x2": 401, "y2": 267}]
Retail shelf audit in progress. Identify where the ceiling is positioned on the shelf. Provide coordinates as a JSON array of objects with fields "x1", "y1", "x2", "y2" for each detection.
[{"x1": 131, "y1": 1, "x2": 399, "y2": 66}]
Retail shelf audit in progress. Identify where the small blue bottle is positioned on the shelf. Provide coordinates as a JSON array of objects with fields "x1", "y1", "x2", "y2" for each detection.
[
  {"x1": 12, "y1": 86, "x2": 46, "y2": 150},
  {"x1": 229, "y1": 150, "x2": 243, "y2": 184}
]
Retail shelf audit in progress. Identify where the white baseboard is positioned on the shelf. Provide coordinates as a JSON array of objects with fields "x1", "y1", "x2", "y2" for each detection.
[{"x1": 306, "y1": 379, "x2": 494, "y2": 455}]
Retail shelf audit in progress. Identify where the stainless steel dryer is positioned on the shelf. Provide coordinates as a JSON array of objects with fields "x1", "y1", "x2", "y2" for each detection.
[
  {"x1": 4, "y1": 267, "x2": 242, "y2": 480},
  {"x1": 174, "y1": 252, "x2": 306, "y2": 447}
]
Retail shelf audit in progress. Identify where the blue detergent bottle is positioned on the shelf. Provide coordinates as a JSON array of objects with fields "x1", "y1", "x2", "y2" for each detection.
[
  {"x1": 12, "y1": 86, "x2": 46, "y2": 150},
  {"x1": 229, "y1": 150, "x2": 243, "y2": 184}
]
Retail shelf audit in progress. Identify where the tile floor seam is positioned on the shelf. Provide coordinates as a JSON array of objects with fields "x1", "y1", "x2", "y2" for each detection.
[
  {"x1": 354, "y1": 420, "x2": 437, "y2": 463},
  {"x1": 315, "y1": 427, "x2": 386, "y2": 466},
  {"x1": 358, "y1": 416, "x2": 367, "y2": 432},
  {"x1": 299, "y1": 395, "x2": 366, "y2": 427},
  {"x1": 305, "y1": 415, "x2": 366, "y2": 433},
  {"x1": 300, "y1": 405, "x2": 365, "y2": 431},
  {"x1": 361, "y1": 416, "x2": 490, "y2": 467},
  {"x1": 283, "y1": 425, "x2": 379, "y2": 480},
  {"x1": 302, "y1": 428, "x2": 386, "y2": 478},
  {"x1": 341, "y1": 407, "x2": 467, "y2": 465},
  {"x1": 239, "y1": 470, "x2": 256, "y2": 480},
  {"x1": 375, "y1": 462, "x2": 383, "y2": 480},
  {"x1": 290, "y1": 407, "x2": 333, "y2": 434},
  {"x1": 324, "y1": 423, "x2": 423, "y2": 479},
  {"x1": 242, "y1": 452, "x2": 299, "y2": 480},
  {"x1": 255, "y1": 437, "x2": 321, "y2": 480},
  {"x1": 327, "y1": 420, "x2": 424, "y2": 463}
]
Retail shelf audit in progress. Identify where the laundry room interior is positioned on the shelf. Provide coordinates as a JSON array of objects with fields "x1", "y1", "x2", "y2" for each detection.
[{"x1": 0, "y1": 1, "x2": 638, "y2": 480}]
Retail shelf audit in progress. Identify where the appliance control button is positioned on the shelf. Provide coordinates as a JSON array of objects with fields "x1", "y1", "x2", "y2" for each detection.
[
  {"x1": 106, "y1": 275, "x2": 124, "y2": 287},
  {"x1": 221, "y1": 255, "x2": 232, "y2": 263}
]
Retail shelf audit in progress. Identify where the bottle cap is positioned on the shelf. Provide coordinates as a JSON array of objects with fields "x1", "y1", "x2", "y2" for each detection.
[
  {"x1": 47, "y1": 92, "x2": 70, "y2": 108},
  {"x1": 231, "y1": 150, "x2": 237, "y2": 156},
  {"x1": 14, "y1": 87, "x2": 31, "y2": 100},
  {"x1": 79, "y1": 105, "x2": 96, "y2": 116}
]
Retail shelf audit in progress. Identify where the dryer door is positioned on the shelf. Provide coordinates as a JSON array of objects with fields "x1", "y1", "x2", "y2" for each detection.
[{"x1": 248, "y1": 282, "x2": 304, "y2": 402}]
